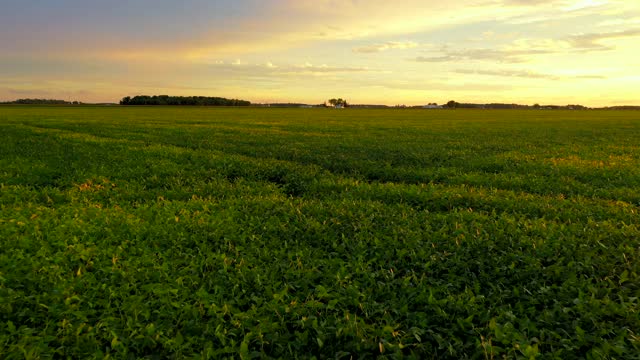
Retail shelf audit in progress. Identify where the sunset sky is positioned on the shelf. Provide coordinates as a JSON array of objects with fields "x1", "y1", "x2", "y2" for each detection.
[{"x1": 1, "y1": 0, "x2": 639, "y2": 106}]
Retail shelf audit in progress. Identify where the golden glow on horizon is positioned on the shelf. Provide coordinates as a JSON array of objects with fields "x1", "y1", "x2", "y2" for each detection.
[{"x1": 1, "y1": 0, "x2": 639, "y2": 106}]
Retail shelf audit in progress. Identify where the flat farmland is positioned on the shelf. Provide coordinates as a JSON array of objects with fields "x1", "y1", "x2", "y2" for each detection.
[{"x1": 1, "y1": 106, "x2": 639, "y2": 359}]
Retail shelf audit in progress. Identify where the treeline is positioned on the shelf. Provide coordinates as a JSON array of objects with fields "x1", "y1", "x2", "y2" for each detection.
[
  {"x1": 443, "y1": 101, "x2": 589, "y2": 110},
  {"x1": 120, "y1": 95, "x2": 251, "y2": 106},
  {"x1": 599, "y1": 106, "x2": 640, "y2": 110},
  {"x1": 1, "y1": 98, "x2": 76, "y2": 105}
]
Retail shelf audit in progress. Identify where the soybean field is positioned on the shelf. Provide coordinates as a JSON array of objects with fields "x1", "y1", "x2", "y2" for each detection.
[{"x1": 1, "y1": 106, "x2": 639, "y2": 359}]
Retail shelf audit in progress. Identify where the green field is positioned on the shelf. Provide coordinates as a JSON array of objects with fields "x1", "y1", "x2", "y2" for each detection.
[{"x1": 1, "y1": 106, "x2": 639, "y2": 359}]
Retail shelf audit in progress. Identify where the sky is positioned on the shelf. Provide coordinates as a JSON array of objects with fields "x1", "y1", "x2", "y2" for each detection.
[{"x1": 1, "y1": 0, "x2": 639, "y2": 106}]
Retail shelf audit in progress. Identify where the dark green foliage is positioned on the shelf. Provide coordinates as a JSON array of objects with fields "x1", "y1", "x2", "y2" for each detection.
[
  {"x1": 328, "y1": 99, "x2": 348, "y2": 107},
  {"x1": 120, "y1": 95, "x2": 251, "y2": 106},
  {"x1": 1, "y1": 98, "x2": 72, "y2": 105},
  {"x1": 0, "y1": 107, "x2": 639, "y2": 359}
]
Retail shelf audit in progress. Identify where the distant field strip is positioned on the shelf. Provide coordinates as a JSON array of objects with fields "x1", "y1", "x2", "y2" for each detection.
[{"x1": 0, "y1": 106, "x2": 639, "y2": 358}]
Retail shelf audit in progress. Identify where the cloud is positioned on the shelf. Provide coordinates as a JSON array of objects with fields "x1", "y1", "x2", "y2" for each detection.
[
  {"x1": 413, "y1": 28, "x2": 640, "y2": 64},
  {"x1": 567, "y1": 28, "x2": 640, "y2": 51},
  {"x1": 205, "y1": 60, "x2": 372, "y2": 77},
  {"x1": 454, "y1": 68, "x2": 606, "y2": 80},
  {"x1": 353, "y1": 41, "x2": 419, "y2": 53},
  {"x1": 412, "y1": 47, "x2": 552, "y2": 63},
  {"x1": 597, "y1": 17, "x2": 640, "y2": 27},
  {"x1": 370, "y1": 80, "x2": 512, "y2": 92},
  {"x1": 562, "y1": 0, "x2": 609, "y2": 12},
  {"x1": 454, "y1": 68, "x2": 559, "y2": 79},
  {"x1": 500, "y1": 0, "x2": 624, "y2": 25},
  {"x1": 291, "y1": 63, "x2": 370, "y2": 73},
  {"x1": 501, "y1": 0, "x2": 557, "y2": 5}
]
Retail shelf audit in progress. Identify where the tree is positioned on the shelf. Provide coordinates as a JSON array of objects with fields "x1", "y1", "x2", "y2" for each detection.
[
  {"x1": 446, "y1": 100, "x2": 459, "y2": 109},
  {"x1": 327, "y1": 98, "x2": 348, "y2": 107}
]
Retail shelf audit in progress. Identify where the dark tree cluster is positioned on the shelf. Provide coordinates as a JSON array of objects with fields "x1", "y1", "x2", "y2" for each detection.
[
  {"x1": 446, "y1": 100, "x2": 460, "y2": 108},
  {"x1": 2, "y1": 98, "x2": 71, "y2": 105},
  {"x1": 327, "y1": 98, "x2": 348, "y2": 107},
  {"x1": 120, "y1": 95, "x2": 251, "y2": 106}
]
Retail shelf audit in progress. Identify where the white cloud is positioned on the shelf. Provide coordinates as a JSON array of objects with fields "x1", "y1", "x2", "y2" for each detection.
[
  {"x1": 562, "y1": 0, "x2": 609, "y2": 12},
  {"x1": 413, "y1": 28, "x2": 640, "y2": 63},
  {"x1": 454, "y1": 68, "x2": 606, "y2": 80},
  {"x1": 206, "y1": 60, "x2": 371, "y2": 76},
  {"x1": 353, "y1": 41, "x2": 419, "y2": 53},
  {"x1": 290, "y1": 63, "x2": 370, "y2": 74},
  {"x1": 597, "y1": 16, "x2": 640, "y2": 27},
  {"x1": 567, "y1": 28, "x2": 640, "y2": 51}
]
